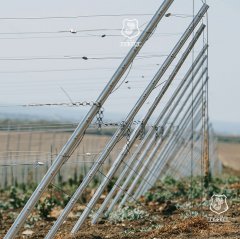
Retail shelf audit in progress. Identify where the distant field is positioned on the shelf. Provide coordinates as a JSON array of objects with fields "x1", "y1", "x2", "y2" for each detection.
[
  {"x1": 218, "y1": 141, "x2": 240, "y2": 173},
  {"x1": 0, "y1": 131, "x2": 130, "y2": 188},
  {"x1": 1, "y1": 119, "x2": 238, "y2": 187}
]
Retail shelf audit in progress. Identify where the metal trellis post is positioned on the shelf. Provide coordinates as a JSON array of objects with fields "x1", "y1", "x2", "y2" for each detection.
[{"x1": 4, "y1": 1, "x2": 174, "y2": 238}]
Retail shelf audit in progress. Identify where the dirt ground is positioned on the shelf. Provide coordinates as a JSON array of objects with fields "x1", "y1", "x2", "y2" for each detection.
[
  {"x1": 1, "y1": 199, "x2": 239, "y2": 239},
  {"x1": 0, "y1": 141, "x2": 239, "y2": 239},
  {"x1": 1, "y1": 177, "x2": 239, "y2": 239}
]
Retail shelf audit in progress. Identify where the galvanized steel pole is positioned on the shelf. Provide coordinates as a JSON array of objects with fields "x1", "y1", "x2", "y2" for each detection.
[
  {"x1": 43, "y1": 8, "x2": 209, "y2": 237},
  {"x1": 139, "y1": 78, "x2": 207, "y2": 194},
  {"x1": 133, "y1": 97, "x2": 203, "y2": 198},
  {"x1": 4, "y1": 1, "x2": 174, "y2": 238},
  {"x1": 138, "y1": 81, "x2": 207, "y2": 196},
  {"x1": 100, "y1": 55, "x2": 207, "y2": 218},
  {"x1": 92, "y1": 49, "x2": 207, "y2": 222},
  {"x1": 139, "y1": 110, "x2": 203, "y2": 196},
  {"x1": 71, "y1": 19, "x2": 207, "y2": 234},
  {"x1": 120, "y1": 71, "x2": 207, "y2": 205}
]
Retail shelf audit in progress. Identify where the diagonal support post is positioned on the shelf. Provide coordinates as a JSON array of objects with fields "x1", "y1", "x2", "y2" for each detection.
[
  {"x1": 71, "y1": 10, "x2": 208, "y2": 234},
  {"x1": 120, "y1": 74, "x2": 207, "y2": 205},
  {"x1": 4, "y1": 1, "x2": 174, "y2": 238},
  {"x1": 46, "y1": 4, "x2": 209, "y2": 237},
  {"x1": 78, "y1": 23, "x2": 205, "y2": 227},
  {"x1": 96, "y1": 52, "x2": 207, "y2": 219}
]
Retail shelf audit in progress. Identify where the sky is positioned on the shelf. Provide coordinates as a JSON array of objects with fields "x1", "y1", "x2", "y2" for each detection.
[{"x1": 0, "y1": 0, "x2": 239, "y2": 128}]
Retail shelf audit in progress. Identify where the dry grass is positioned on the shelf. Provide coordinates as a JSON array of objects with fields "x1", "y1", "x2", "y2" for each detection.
[{"x1": 218, "y1": 142, "x2": 240, "y2": 173}]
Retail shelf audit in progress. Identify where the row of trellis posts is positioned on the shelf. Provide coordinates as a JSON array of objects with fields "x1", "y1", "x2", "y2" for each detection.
[{"x1": 4, "y1": 1, "x2": 222, "y2": 238}]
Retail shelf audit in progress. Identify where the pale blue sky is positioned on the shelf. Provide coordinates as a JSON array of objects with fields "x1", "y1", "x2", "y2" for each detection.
[{"x1": 0, "y1": 0, "x2": 239, "y2": 126}]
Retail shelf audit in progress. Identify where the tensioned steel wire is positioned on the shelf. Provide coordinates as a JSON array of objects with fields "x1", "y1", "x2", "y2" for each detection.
[
  {"x1": 4, "y1": 1, "x2": 176, "y2": 237},
  {"x1": 93, "y1": 53, "x2": 208, "y2": 219},
  {"x1": 63, "y1": 17, "x2": 208, "y2": 236},
  {"x1": 2, "y1": 1, "x2": 221, "y2": 238}
]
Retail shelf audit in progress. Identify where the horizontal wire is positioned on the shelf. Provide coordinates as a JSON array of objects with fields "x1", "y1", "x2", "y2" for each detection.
[
  {"x1": 41, "y1": 137, "x2": 198, "y2": 219},
  {"x1": 48, "y1": 168, "x2": 149, "y2": 218},
  {"x1": 0, "y1": 152, "x2": 51, "y2": 156},
  {"x1": 0, "y1": 124, "x2": 167, "y2": 132},
  {"x1": 0, "y1": 13, "x2": 153, "y2": 20},
  {"x1": 0, "y1": 76, "x2": 157, "y2": 84},
  {"x1": 0, "y1": 151, "x2": 101, "y2": 156},
  {"x1": 0, "y1": 122, "x2": 79, "y2": 127},
  {"x1": 0, "y1": 12, "x2": 194, "y2": 21},
  {"x1": 0, "y1": 64, "x2": 161, "y2": 74},
  {"x1": 0, "y1": 30, "x2": 182, "y2": 36},
  {"x1": 0, "y1": 67, "x2": 114, "y2": 74},
  {"x1": 0, "y1": 54, "x2": 168, "y2": 61},
  {"x1": 0, "y1": 32, "x2": 182, "y2": 41},
  {"x1": 96, "y1": 169, "x2": 149, "y2": 212},
  {"x1": 0, "y1": 161, "x2": 100, "y2": 167},
  {"x1": 0, "y1": 119, "x2": 174, "y2": 126},
  {"x1": 0, "y1": 29, "x2": 122, "y2": 35}
]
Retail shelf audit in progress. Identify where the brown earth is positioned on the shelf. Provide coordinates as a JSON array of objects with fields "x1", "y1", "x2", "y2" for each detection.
[
  {"x1": 1, "y1": 203, "x2": 239, "y2": 239},
  {"x1": 0, "y1": 137, "x2": 239, "y2": 238},
  {"x1": 1, "y1": 184, "x2": 239, "y2": 239},
  {"x1": 218, "y1": 142, "x2": 240, "y2": 176}
]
